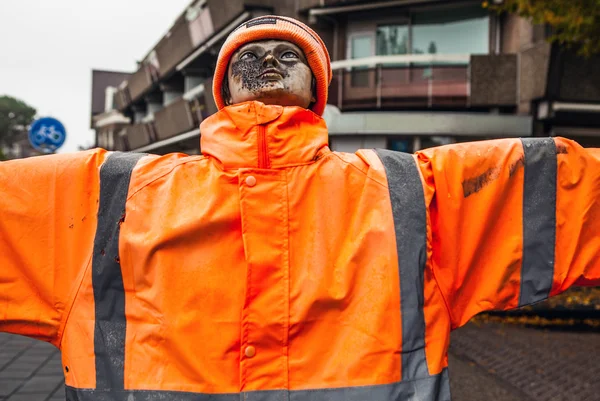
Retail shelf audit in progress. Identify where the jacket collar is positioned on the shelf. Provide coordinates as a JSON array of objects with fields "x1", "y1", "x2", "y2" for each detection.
[{"x1": 200, "y1": 101, "x2": 329, "y2": 169}]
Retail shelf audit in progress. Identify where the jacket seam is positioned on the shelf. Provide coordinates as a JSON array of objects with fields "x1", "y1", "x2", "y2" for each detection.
[
  {"x1": 283, "y1": 169, "x2": 291, "y2": 390},
  {"x1": 430, "y1": 254, "x2": 456, "y2": 329},
  {"x1": 56, "y1": 253, "x2": 93, "y2": 348},
  {"x1": 418, "y1": 164, "x2": 456, "y2": 329},
  {"x1": 330, "y1": 152, "x2": 388, "y2": 189},
  {"x1": 412, "y1": 153, "x2": 457, "y2": 328},
  {"x1": 126, "y1": 156, "x2": 208, "y2": 201},
  {"x1": 56, "y1": 154, "x2": 111, "y2": 348}
]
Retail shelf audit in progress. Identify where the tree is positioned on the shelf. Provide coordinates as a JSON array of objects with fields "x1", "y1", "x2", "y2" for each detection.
[
  {"x1": 0, "y1": 95, "x2": 37, "y2": 159},
  {"x1": 428, "y1": 41, "x2": 437, "y2": 55},
  {"x1": 484, "y1": 0, "x2": 600, "y2": 56}
]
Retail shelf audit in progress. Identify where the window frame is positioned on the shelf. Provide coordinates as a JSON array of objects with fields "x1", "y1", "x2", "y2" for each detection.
[{"x1": 346, "y1": 31, "x2": 377, "y2": 60}]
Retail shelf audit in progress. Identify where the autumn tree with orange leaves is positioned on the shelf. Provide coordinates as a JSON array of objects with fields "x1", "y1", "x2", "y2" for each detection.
[{"x1": 485, "y1": 0, "x2": 600, "y2": 56}]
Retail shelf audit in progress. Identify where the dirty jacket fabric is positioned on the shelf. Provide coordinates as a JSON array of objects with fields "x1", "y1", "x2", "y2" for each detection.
[{"x1": 1, "y1": 101, "x2": 599, "y2": 401}]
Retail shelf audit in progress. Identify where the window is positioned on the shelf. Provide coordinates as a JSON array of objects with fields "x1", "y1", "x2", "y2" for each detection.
[
  {"x1": 348, "y1": 33, "x2": 374, "y2": 87},
  {"x1": 348, "y1": 5, "x2": 489, "y2": 59},
  {"x1": 351, "y1": 34, "x2": 374, "y2": 59},
  {"x1": 388, "y1": 137, "x2": 413, "y2": 153},
  {"x1": 420, "y1": 136, "x2": 454, "y2": 150},
  {"x1": 376, "y1": 25, "x2": 409, "y2": 56},
  {"x1": 412, "y1": 6, "x2": 489, "y2": 55}
]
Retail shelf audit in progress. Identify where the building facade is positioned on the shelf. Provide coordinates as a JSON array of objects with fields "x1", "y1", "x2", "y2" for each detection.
[{"x1": 90, "y1": 0, "x2": 600, "y2": 154}]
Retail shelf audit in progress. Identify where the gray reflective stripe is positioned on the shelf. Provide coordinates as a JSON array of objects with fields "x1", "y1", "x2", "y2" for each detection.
[
  {"x1": 518, "y1": 138, "x2": 557, "y2": 306},
  {"x1": 65, "y1": 368, "x2": 451, "y2": 401},
  {"x1": 374, "y1": 149, "x2": 429, "y2": 380},
  {"x1": 93, "y1": 152, "x2": 145, "y2": 390}
]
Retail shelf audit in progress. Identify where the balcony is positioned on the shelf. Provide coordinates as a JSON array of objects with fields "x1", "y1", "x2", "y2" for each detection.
[
  {"x1": 128, "y1": 65, "x2": 156, "y2": 103},
  {"x1": 155, "y1": 17, "x2": 195, "y2": 78},
  {"x1": 124, "y1": 123, "x2": 156, "y2": 149},
  {"x1": 97, "y1": 125, "x2": 127, "y2": 151},
  {"x1": 552, "y1": 49, "x2": 600, "y2": 103},
  {"x1": 153, "y1": 98, "x2": 196, "y2": 141},
  {"x1": 113, "y1": 85, "x2": 131, "y2": 111},
  {"x1": 328, "y1": 54, "x2": 518, "y2": 111},
  {"x1": 525, "y1": 43, "x2": 600, "y2": 134},
  {"x1": 113, "y1": 79, "x2": 217, "y2": 153}
]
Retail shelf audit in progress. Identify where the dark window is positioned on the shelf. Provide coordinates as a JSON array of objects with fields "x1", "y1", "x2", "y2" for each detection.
[
  {"x1": 388, "y1": 137, "x2": 414, "y2": 152},
  {"x1": 420, "y1": 136, "x2": 454, "y2": 149}
]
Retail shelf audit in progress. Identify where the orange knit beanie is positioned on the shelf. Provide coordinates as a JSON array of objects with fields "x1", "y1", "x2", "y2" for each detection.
[{"x1": 212, "y1": 15, "x2": 332, "y2": 116}]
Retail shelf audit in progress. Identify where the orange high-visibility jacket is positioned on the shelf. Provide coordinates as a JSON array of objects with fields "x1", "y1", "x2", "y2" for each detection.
[{"x1": 1, "y1": 101, "x2": 599, "y2": 401}]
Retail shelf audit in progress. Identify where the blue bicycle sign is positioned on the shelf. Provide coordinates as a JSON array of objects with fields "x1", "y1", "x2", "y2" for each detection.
[{"x1": 28, "y1": 117, "x2": 67, "y2": 153}]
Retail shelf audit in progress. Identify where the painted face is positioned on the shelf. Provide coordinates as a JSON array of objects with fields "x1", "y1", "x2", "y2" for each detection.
[{"x1": 225, "y1": 40, "x2": 315, "y2": 109}]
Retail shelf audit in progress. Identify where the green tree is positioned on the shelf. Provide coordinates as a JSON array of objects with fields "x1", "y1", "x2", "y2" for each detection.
[
  {"x1": 485, "y1": 0, "x2": 600, "y2": 56},
  {"x1": 0, "y1": 95, "x2": 37, "y2": 159},
  {"x1": 428, "y1": 41, "x2": 437, "y2": 55}
]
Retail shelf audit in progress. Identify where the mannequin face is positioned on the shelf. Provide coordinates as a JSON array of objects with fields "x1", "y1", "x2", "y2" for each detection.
[{"x1": 225, "y1": 40, "x2": 315, "y2": 109}]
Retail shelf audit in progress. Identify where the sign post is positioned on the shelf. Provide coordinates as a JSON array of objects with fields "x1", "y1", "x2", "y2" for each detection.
[{"x1": 28, "y1": 117, "x2": 67, "y2": 153}]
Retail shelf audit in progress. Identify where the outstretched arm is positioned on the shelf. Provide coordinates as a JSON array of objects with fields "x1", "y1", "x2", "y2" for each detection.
[
  {"x1": 415, "y1": 137, "x2": 600, "y2": 329},
  {"x1": 0, "y1": 149, "x2": 108, "y2": 345}
]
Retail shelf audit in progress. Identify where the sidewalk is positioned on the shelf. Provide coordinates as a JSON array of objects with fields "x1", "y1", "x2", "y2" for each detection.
[
  {"x1": 0, "y1": 333, "x2": 63, "y2": 401},
  {"x1": 449, "y1": 321, "x2": 600, "y2": 401}
]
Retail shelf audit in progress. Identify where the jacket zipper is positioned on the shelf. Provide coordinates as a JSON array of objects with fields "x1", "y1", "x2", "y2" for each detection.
[{"x1": 258, "y1": 124, "x2": 269, "y2": 169}]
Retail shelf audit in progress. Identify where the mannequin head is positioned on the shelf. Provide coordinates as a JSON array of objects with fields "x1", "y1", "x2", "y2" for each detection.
[
  {"x1": 212, "y1": 16, "x2": 332, "y2": 115},
  {"x1": 222, "y1": 39, "x2": 315, "y2": 109}
]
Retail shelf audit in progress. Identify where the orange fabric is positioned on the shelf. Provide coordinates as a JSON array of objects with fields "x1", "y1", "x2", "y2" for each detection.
[
  {"x1": 1, "y1": 102, "x2": 599, "y2": 393},
  {"x1": 212, "y1": 16, "x2": 332, "y2": 116},
  {"x1": 119, "y1": 102, "x2": 403, "y2": 391},
  {"x1": 61, "y1": 255, "x2": 96, "y2": 388},
  {"x1": 417, "y1": 139, "x2": 600, "y2": 329},
  {"x1": 417, "y1": 140, "x2": 526, "y2": 328},
  {"x1": 417, "y1": 154, "x2": 452, "y2": 375},
  {"x1": 0, "y1": 150, "x2": 107, "y2": 346},
  {"x1": 552, "y1": 138, "x2": 600, "y2": 291}
]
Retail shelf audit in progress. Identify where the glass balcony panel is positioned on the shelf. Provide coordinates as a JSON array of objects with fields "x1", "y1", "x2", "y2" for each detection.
[{"x1": 412, "y1": 6, "x2": 489, "y2": 56}]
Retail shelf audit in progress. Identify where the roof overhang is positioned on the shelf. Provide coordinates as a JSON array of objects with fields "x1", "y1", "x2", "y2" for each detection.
[
  {"x1": 323, "y1": 106, "x2": 532, "y2": 137},
  {"x1": 537, "y1": 101, "x2": 600, "y2": 130},
  {"x1": 309, "y1": 0, "x2": 445, "y2": 20}
]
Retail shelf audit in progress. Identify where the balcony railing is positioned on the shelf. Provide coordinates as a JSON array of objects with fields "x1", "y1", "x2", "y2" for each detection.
[
  {"x1": 125, "y1": 123, "x2": 156, "y2": 149},
  {"x1": 153, "y1": 98, "x2": 196, "y2": 141},
  {"x1": 329, "y1": 54, "x2": 471, "y2": 110},
  {"x1": 113, "y1": 86, "x2": 131, "y2": 111},
  {"x1": 112, "y1": 78, "x2": 217, "y2": 152},
  {"x1": 329, "y1": 54, "x2": 519, "y2": 110},
  {"x1": 155, "y1": 17, "x2": 195, "y2": 77},
  {"x1": 128, "y1": 66, "x2": 155, "y2": 103}
]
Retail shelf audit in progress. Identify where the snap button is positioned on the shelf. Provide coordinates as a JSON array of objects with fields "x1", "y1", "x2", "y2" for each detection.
[
  {"x1": 245, "y1": 176, "x2": 257, "y2": 187},
  {"x1": 244, "y1": 345, "x2": 256, "y2": 358}
]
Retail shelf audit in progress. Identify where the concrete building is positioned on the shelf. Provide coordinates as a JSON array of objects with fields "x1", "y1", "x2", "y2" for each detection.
[
  {"x1": 90, "y1": 70, "x2": 133, "y2": 150},
  {"x1": 90, "y1": 0, "x2": 600, "y2": 154}
]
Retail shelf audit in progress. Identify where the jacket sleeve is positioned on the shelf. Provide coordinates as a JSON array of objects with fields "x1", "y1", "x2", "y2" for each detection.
[
  {"x1": 0, "y1": 149, "x2": 107, "y2": 345},
  {"x1": 415, "y1": 137, "x2": 600, "y2": 329}
]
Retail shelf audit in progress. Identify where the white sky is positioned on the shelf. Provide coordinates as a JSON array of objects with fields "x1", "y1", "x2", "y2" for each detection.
[{"x1": 0, "y1": 0, "x2": 191, "y2": 152}]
